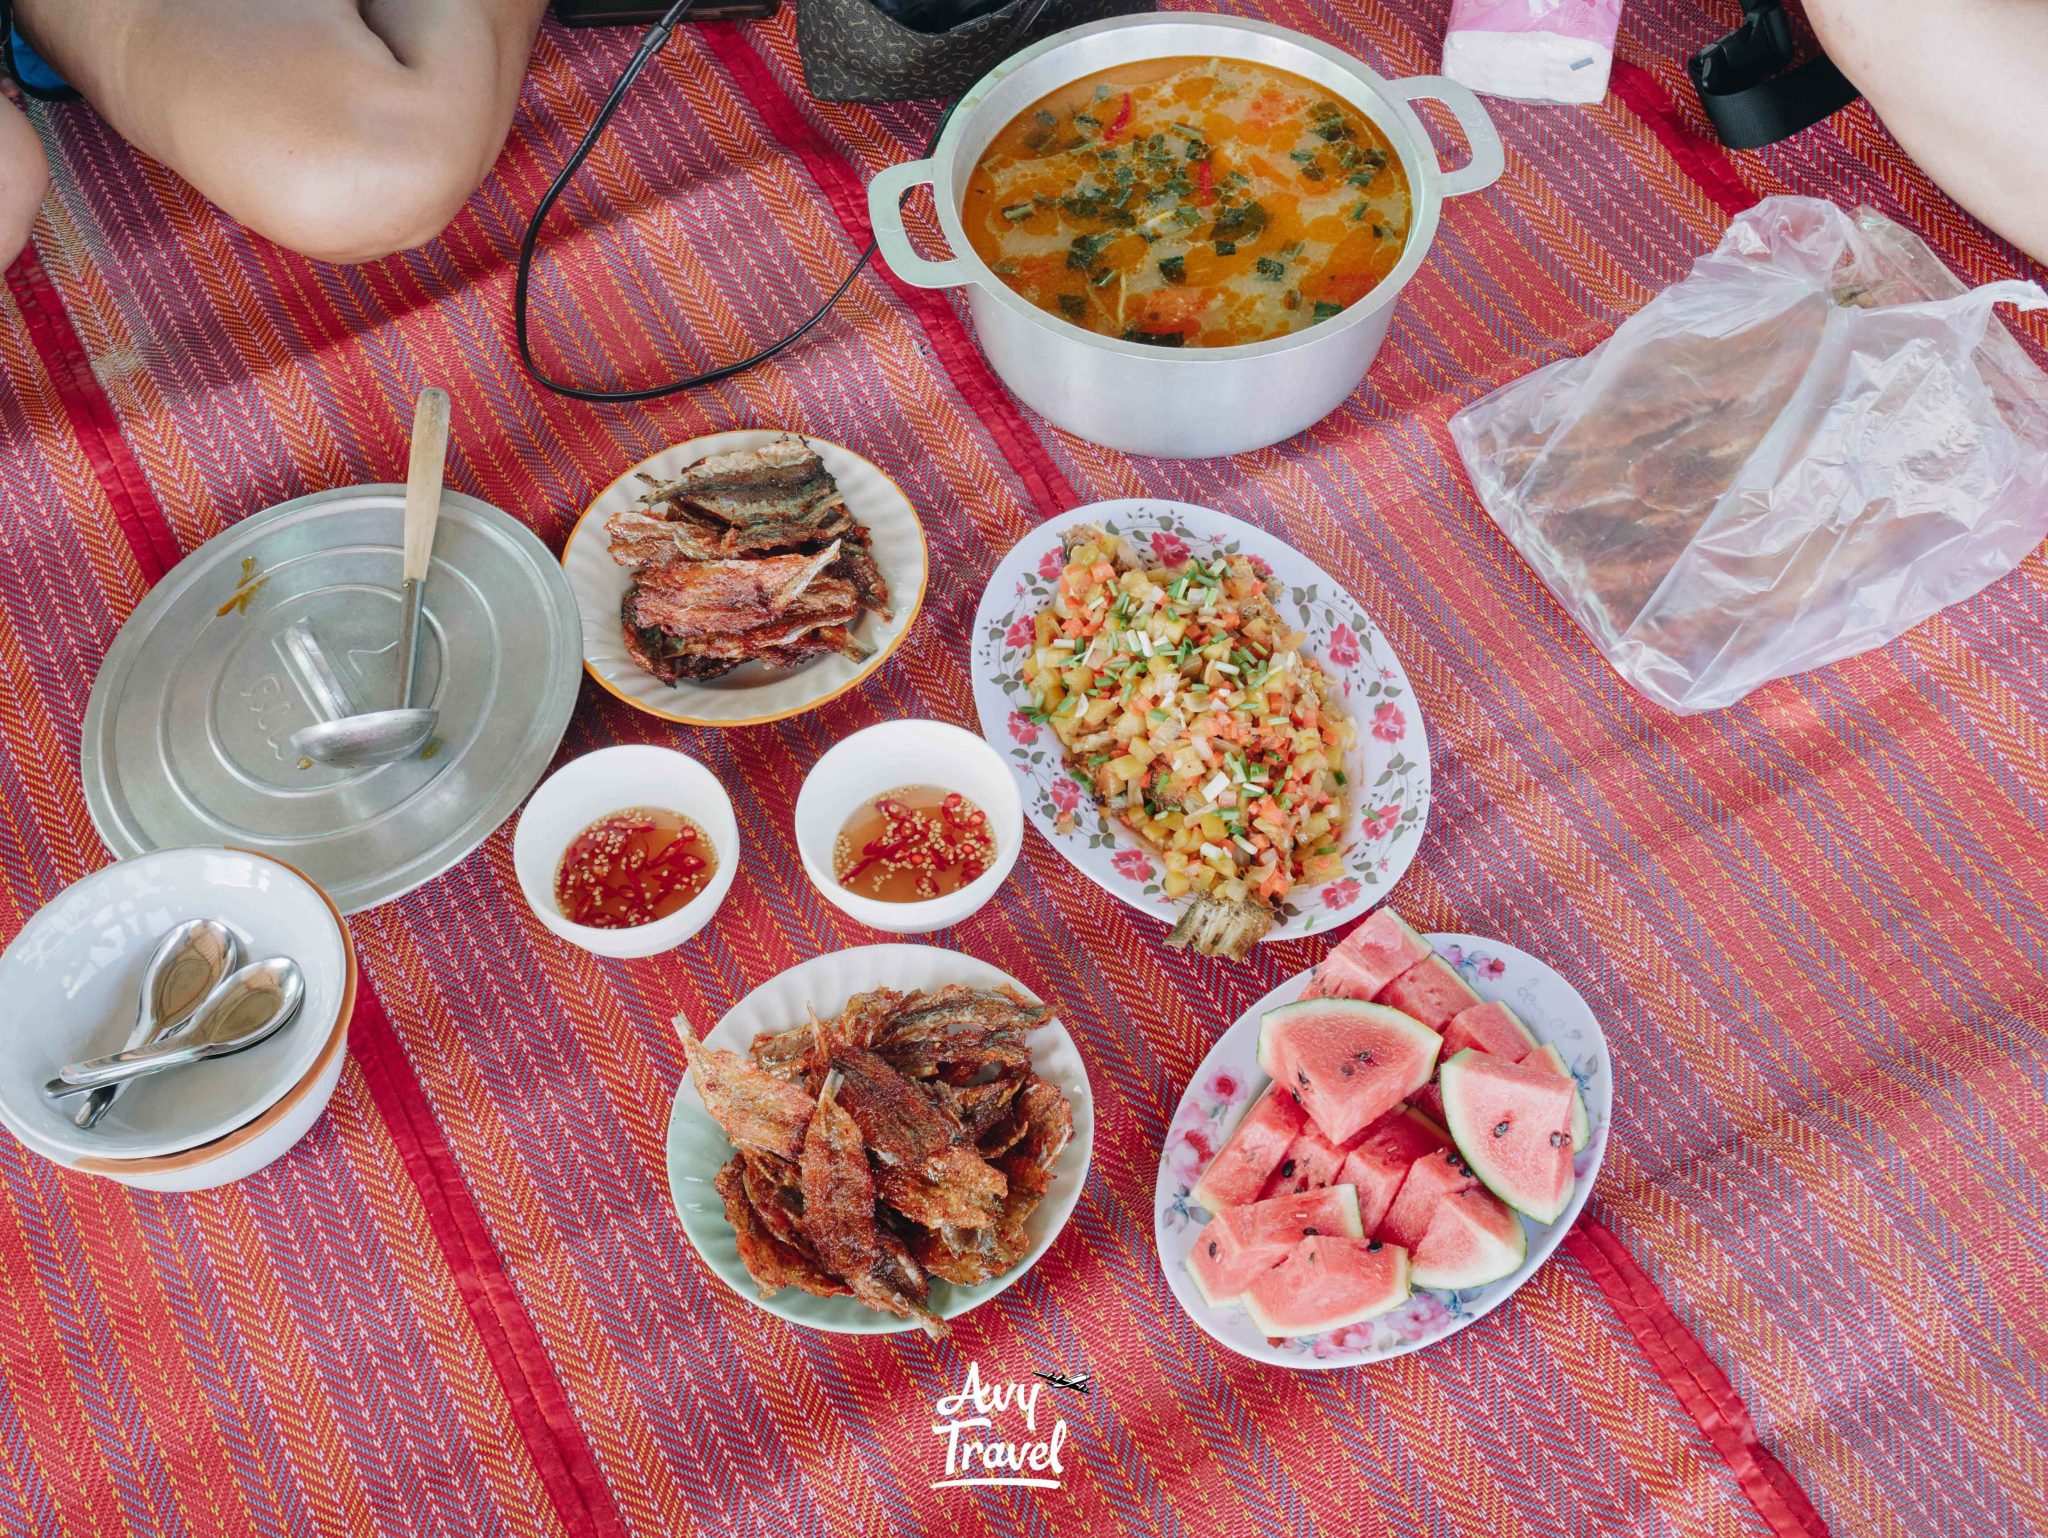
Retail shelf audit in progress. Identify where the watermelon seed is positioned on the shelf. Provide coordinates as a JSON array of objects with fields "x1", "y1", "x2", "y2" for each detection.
[
  {"x1": 1207, "y1": 1240, "x2": 1219, "y2": 1257},
  {"x1": 1303, "y1": 1226, "x2": 1320, "y2": 1236},
  {"x1": 1280, "y1": 1159, "x2": 1296, "y2": 1177},
  {"x1": 1353, "y1": 1049, "x2": 1373, "y2": 1063},
  {"x1": 1549, "y1": 1130, "x2": 1566, "y2": 1147},
  {"x1": 1493, "y1": 1120, "x2": 1510, "y2": 1138},
  {"x1": 1366, "y1": 1239, "x2": 1383, "y2": 1252},
  {"x1": 1339, "y1": 1063, "x2": 1354, "y2": 1078},
  {"x1": 1295, "y1": 1069, "x2": 1309, "y2": 1089}
]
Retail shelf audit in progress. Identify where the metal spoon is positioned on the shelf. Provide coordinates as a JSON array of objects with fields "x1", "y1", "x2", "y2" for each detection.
[
  {"x1": 289, "y1": 386, "x2": 450, "y2": 769},
  {"x1": 44, "y1": 958, "x2": 305, "y2": 1099},
  {"x1": 69, "y1": 918, "x2": 240, "y2": 1129}
]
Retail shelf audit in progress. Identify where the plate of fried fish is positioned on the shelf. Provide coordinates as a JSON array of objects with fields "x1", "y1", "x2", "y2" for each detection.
[
  {"x1": 667, "y1": 945, "x2": 1092, "y2": 1334},
  {"x1": 564, "y1": 431, "x2": 929, "y2": 726}
]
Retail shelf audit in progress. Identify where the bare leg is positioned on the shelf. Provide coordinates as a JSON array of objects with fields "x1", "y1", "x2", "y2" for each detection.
[
  {"x1": 15, "y1": 0, "x2": 548, "y2": 263},
  {"x1": 0, "y1": 88, "x2": 48, "y2": 266},
  {"x1": 1806, "y1": 0, "x2": 2048, "y2": 265}
]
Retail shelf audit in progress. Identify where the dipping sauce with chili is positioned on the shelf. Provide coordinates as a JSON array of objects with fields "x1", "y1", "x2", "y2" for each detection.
[
  {"x1": 555, "y1": 806, "x2": 717, "y2": 928},
  {"x1": 833, "y1": 786, "x2": 997, "y2": 902}
]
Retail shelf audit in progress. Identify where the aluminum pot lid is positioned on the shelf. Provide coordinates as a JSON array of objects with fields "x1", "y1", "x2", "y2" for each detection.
[{"x1": 81, "y1": 485, "x2": 582, "y2": 914}]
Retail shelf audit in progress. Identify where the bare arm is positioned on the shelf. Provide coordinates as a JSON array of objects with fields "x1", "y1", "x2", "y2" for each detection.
[
  {"x1": 14, "y1": 0, "x2": 547, "y2": 263},
  {"x1": 1806, "y1": 0, "x2": 2048, "y2": 265},
  {"x1": 0, "y1": 88, "x2": 48, "y2": 266}
]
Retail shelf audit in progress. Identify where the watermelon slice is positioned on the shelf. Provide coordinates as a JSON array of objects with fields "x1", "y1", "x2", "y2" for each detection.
[
  {"x1": 1303, "y1": 909, "x2": 1433, "y2": 1001},
  {"x1": 1411, "y1": 1186, "x2": 1527, "y2": 1290},
  {"x1": 1440, "y1": 1049, "x2": 1576, "y2": 1224},
  {"x1": 1375, "y1": 1146, "x2": 1477, "y2": 1249},
  {"x1": 1244, "y1": 1235, "x2": 1411, "y2": 1337},
  {"x1": 1259, "y1": 1124, "x2": 1349, "y2": 1198},
  {"x1": 1376, "y1": 956, "x2": 1482, "y2": 1029},
  {"x1": 1338, "y1": 1107, "x2": 1452, "y2": 1235},
  {"x1": 1192, "y1": 1084, "x2": 1306, "y2": 1212},
  {"x1": 1441, "y1": 1000, "x2": 1538, "y2": 1060},
  {"x1": 1410, "y1": 1081, "x2": 1444, "y2": 1125},
  {"x1": 1186, "y1": 1185, "x2": 1363, "y2": 1307},
  {"x1": 1518, "y1": 1043, "x2": 1591, "y2": 1153},
  {"x1": 1256, "y1": 999, "x2": 1441, "y2": 1146}
]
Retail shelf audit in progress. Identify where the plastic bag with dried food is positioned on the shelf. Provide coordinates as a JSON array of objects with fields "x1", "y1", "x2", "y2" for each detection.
[{"x1": 1451, "y1": 196, "x2": 2048, "y2": 713}]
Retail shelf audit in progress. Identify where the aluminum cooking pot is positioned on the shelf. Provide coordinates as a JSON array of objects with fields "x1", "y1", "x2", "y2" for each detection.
[{"x1": 867, "y1": 13, "x2": 1504, "y2": 459}]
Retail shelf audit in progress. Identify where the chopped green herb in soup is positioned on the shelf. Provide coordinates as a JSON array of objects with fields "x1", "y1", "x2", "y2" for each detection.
[{"x1": 962, "y1": 58, "x2": 1410, "y2": 347}]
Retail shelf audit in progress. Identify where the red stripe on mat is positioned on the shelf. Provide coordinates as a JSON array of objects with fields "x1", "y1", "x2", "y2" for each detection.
[
  {"x1": 1566, "y1": 1220, "x2": 1832, "y2": 1538},
  {"x1": 352, "y1": 986, "x2": 629, "y2": 1538},
  {"x1": 10, "y1": 241, "x2": 628, "y2": 1538},
  {"x1": 698, "y1": 21, "x2": 1081, "y2": 518},
  {"x1": 1609, "y1": 59, "x2": 1759, "y2": 220},
  {"x1": 7, "y1": 248, "x2": 184, "y2": 581}
]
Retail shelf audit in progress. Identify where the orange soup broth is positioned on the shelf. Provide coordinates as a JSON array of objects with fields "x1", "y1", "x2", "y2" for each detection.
[{"x1": 963, "y1": 57, "x2": 1411, "y2": 348}]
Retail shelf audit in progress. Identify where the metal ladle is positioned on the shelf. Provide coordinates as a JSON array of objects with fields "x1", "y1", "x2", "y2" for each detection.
[
  {"x1": 45, "y1": 958, "x2": 306, "y2": 1099},
  {"x1": 289, "y1": 387, "x2": 451, "y2": 769},
  {"x1": 68, "y1": 917, "x2": 239, "y2": 1130}
]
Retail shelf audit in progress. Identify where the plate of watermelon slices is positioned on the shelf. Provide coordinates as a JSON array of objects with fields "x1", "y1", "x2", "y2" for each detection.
[{"x1": 1154, "y1": 909, "x2": 1611, "y2": 1368}]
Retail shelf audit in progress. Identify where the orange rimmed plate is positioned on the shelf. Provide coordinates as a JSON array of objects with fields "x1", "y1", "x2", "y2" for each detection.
[{"x1": 563, "y1": 430, "x2": 929, "y2": 727}]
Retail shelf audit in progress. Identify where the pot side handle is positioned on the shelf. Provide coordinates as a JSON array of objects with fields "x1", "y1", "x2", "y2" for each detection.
[
  {"x1": 867, "y1": 158, "x2": 974, "y2": 290},
  {"x1": 1384, "y1": 76, "x2": 1505, "y2": 199}
]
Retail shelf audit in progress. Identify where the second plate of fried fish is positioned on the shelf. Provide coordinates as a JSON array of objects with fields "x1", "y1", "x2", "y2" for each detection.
[
  {"x1": 564, "y1": 430, "x2": 929, "y2": 726},
  {"x1": 666, "y1": 944, "x2": 1093, "y2": 1334}
]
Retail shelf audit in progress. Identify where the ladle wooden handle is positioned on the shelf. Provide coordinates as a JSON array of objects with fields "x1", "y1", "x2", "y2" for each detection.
[{"x1": 402, "y1": 389, "x2": 451, "y2": 584}]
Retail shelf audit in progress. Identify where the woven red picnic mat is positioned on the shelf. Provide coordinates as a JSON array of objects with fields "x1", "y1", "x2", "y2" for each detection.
[{"x1": 1, "y1": 2, "x2": 2044, "y2": 1534}]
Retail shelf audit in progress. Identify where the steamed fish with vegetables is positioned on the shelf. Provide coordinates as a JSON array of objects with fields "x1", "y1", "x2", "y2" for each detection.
[{"x1": 1019, "y1": 524, "x2": 1354, "y2": 959}]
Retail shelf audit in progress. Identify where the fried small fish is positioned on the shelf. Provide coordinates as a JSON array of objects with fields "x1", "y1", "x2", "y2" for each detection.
[
  {"x1": 798, "y1": 1079, "x2": 881, "y2": 1282},
  {"x1": 799, "y1": 1078, "x2": 945, "y2": 1332},
  {"x1": 992, "y1": 1074, "x2": 1075, "y2": 1247},
  {"x1": 879, "y1": 1027, "x2": 1034, "y2": 1085},
  {"x1": 714, "y1": 1160, "x2": 847, "y2": 1300},
  {"x1": 927, "y1": 1074, "x2": 1028, "y2": 1142},
  {"x1": 830, "y1": 1048, "x2": 1007, "y2": 1231},
  {"x1": 740, "y1": 1153, "x2": 806, "y2": 1251},
  {"x1": 876, "y1": 986, "x2": 1052, "y2": 1045},
  {"x1": 683, "y1": 1034, "x2": 814, "y2": 1161}
]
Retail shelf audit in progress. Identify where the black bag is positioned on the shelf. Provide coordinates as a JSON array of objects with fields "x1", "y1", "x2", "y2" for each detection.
[
  {"x1": 796, "y1": 0, "x2": 1152, "y2": 104},
  {"x1": 1688, "y1": 0, "x2": 1858, "y2": 149}
]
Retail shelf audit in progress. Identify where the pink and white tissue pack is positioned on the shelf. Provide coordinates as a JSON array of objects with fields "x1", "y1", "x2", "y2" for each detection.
[{"x1": 1442, "y1": 0, "x2": 1623, "y2": 105}]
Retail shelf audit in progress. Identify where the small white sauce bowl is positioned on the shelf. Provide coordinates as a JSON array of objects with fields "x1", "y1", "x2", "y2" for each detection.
[
  {"x1": 514, "y1": 745, "x2": 739, "y2": 959},
  {"x1": 794, "y1": 719, "x2": 1023, "y2": 935}
]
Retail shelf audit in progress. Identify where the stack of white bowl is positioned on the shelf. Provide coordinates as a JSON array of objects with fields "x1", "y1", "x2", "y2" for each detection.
[{"x1": 0, "y1": 847, "x2": 357, "y2": 1191}]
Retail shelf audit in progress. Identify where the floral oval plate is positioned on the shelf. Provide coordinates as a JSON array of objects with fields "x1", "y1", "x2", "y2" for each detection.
[
  {"x1": 969, "y1": 501, "x2": 1431, "y2": 944},
  {"x1": 564, "y1": 430, "x2": 929, "y2": 728},
  {"x1": 1154, "y1": 933, "x2": 1612, "y2": 1368}
]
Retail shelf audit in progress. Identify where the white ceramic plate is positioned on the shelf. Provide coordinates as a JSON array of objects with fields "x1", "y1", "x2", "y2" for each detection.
[
  {"x1": 564, "y1": 430, "x2": 929, "y2": 727},
  {"x1": 1154, "y1": 932, "x2": 1612, "y2": 1368},
  {"x1": 969, "y1": 500, "x2": 1431, "y2": 943},
  {"x1": 667, "y1": 944, "x2": 1094, "y2": 1332},
  {"x1": 0, "y1": 848, "x2": 351, "y2": 1161}
]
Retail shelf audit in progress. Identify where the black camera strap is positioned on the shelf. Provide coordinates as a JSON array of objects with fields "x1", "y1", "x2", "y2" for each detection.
[
  {"x1": 1687, "y1": 0, "x2": 1859, "y2": 150},
  {"x1": 514, "y1": 0, "x2": 988, "y2": 404}
]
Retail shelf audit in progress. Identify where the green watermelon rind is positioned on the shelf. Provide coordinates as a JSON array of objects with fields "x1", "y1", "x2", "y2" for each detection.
[
  {"x1": 1409, "y1": 1191, "x2": 1529, "y2": 1291},
  {"x1": 1526, "y1": 1043, "x2": 1592, "y2": 1153},
  {"x1": 1439, "y1": 1048, "x2": 1576, "y2": 1225},
  {"x1": 1254, "y1": 998, "x2": 1443, "y2": 1144}
]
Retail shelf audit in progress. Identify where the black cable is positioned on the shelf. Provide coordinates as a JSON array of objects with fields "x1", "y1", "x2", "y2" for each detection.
[{"x1": 514, "y1": 0, "x2": 955, "y2": 404}]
